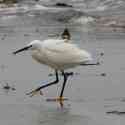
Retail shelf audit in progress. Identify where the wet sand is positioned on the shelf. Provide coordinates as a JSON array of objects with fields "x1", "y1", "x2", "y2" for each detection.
[{"x1": 0, "y1": 4, "x2": 125, "y2": 125}]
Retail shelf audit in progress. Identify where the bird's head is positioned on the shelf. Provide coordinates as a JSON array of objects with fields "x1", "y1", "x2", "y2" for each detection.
[{"x1": 13, "y1": 40, "x2": 42, "y2": 55}]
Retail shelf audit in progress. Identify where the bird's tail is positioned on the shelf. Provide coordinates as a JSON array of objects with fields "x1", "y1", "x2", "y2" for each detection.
[
  {"x1": 80, "y1": 62, "x2": 100, "y2": 66},
  {"x1": 80, "y1": 52, "x2": 104, "y2": 66}
]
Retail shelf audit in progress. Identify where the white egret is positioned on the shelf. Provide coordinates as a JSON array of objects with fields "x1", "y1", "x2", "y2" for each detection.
[{"x1": 13, "y1": 39, "x2": 99, "y2": 107}]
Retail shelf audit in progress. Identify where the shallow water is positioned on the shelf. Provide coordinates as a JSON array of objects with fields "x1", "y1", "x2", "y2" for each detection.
[{"x1": 0, "y1": 1, "x2": 125, "y2": 125}]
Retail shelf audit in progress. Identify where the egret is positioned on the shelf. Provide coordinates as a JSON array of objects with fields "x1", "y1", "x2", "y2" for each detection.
[{"x1": 13, "y1": 39, "x2": 99, "y2": 107}]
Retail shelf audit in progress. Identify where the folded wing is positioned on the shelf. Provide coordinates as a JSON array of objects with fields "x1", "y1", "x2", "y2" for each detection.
[{"x1": 43, "y1": 41, "x2": 92, "y2": 65}]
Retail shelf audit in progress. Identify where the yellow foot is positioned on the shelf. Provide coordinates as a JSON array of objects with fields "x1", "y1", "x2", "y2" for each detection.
[
  {"x1": 46, "y1": 97, "x2": 68, "y2": 102},
  {"x1": 57, "y1": 97, "x2": 64, "y2": 107},
  {"x1": 46, "y1": 97, "x2": 68, "y2": 107},
  {"x1": 26, "y1": 89, "x2": 43, "y2": 97},
  {"x1": 56, "y1": 97, "x2": 68, "y2": 102}
]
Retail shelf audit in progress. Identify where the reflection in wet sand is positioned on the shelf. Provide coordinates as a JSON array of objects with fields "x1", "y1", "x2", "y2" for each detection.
[{"x1": 38, "y1": 104, "x2": 92, "y2": 125}]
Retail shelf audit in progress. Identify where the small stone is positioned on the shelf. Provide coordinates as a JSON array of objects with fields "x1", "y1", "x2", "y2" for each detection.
[{"x1": 100, "y1": 73, "x2": 106, "y2": 77}]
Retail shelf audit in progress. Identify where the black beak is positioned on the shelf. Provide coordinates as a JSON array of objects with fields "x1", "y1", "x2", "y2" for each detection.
[{"x1": 13, "y1": 45, "x2": 32, "y2": 55}]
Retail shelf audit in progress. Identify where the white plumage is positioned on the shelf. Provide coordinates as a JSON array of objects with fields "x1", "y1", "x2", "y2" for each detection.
[{"x1": 26, "y1": 39, "x2": 92, "y2": 70}]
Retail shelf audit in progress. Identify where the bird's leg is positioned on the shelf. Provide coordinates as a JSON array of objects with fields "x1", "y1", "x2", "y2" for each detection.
[
  {"x1": 60, "y1": 71, "x2": 68, "y2": 97},
  {"x1": 57, "y1": 71, "x2": 68, "y2": 107},
  {"x1": 26, "y1": 70, "x2": 59, "y2": 97}
]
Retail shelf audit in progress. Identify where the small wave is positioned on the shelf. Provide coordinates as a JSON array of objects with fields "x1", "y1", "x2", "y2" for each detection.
[
  {"x1": 70, "y1": 16, "x2": 95, "y2": 25},
  {"x1": 95, "y1": 5, "x2": 108, "y2": 11},
  {"x1": 31, "y1": 4, "x2": 48, "y2": 10}
]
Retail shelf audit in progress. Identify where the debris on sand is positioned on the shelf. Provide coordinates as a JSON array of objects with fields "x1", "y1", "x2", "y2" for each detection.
[
  {"x1": 1, "y1": 82, "x2": 16, "y2": 92},
  {"x1": 3, "y1": 82, "x2": 11, "y2": 90},
  {"x1": 100, "y1": 52, "x2": 104, "y2": 56},
  {"x1": 55, "y1": 3, "x2": 73, "y2": 8},
  {"x1": 100, "y1": 73, "x2": 106, "y2": 77},
  {"x1": 106, "y1": 110, "x2": 125, "y2": 115}
]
